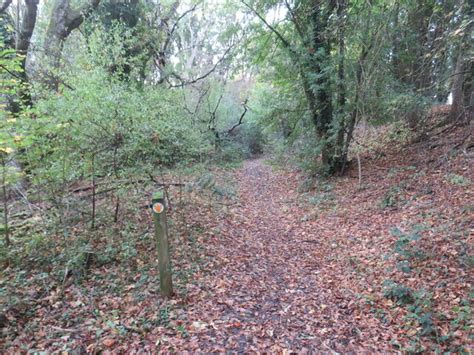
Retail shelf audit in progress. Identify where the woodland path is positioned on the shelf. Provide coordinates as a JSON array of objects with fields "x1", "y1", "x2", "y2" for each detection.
[
  {"x1": 5, "y1": 134, "x2": 470, "y2": 352},
  {"x1": 183, "y1": 159, "x2": 381, "y2": 352}
]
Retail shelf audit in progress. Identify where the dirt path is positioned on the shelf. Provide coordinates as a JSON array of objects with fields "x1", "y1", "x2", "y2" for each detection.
[
  {"x1": 182, "y1": 159, "x2": 379, "y2": 352},
  {"x1": 5, "y1": 149, "x2": 470, "y2": 352}
]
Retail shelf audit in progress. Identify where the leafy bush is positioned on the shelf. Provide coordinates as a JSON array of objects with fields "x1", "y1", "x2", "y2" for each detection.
[
  {"x1": 380, "y1": 185, "x2": 403, "y2": 208},
  {"x1": 383, "y1": 280, "x2": 415, "y2": 305},
  {"x1": 27, "y1": 70, "x2": 208, "y2": 175},
  {"x1": 446, "y1": 173, "x2": 470, "y2": 186},
  {"x1": 390, "y1": 226, "x2": 427, "y2": 260}
]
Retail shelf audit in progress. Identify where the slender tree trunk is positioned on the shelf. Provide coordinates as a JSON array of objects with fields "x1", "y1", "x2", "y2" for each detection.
[
  {"x1": 335, "y1": 0, "x2": 346, "y2": 165},
  {"x1": 1, "y1": 156, "x2": 10, "y2": 248},
  {"x1": 340, "y1": 39, "x2": 371, "y2": 174},
  {"x1": 91, "y1": 154, "x2": 96, "y2": 230}
]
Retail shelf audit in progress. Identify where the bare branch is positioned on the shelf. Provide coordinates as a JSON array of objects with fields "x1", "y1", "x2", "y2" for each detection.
[
  {"x1": 168, "y1": 44, "x2": 234, "y2": 88},
  {"x1": 241, "y1": 0, "x2": 292, "y2": 50},
  {"x1": 227, "y1": 98, "x2": 249, "y2": 135},
  {"x1": 163, "y1": 2, "x2": 201, "y2": 54},
  {"x1": 0, "y1": 64, "x2": 24, "y2": 81}
]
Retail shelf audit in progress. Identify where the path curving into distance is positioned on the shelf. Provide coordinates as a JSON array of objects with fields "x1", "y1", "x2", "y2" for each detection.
[{"x1": 179, "y1": 159, "x2": 389, "y2": 352}]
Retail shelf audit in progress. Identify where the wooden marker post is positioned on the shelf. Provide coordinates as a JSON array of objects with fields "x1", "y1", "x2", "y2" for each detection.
[{"x1": 152, "y1": 191, "x2": 173, "y2": 297}]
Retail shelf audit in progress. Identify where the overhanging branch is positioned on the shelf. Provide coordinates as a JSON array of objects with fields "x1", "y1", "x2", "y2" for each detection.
[
  {"x1": 168, "y1": 43, "x2": 234, "y2": 88},
  {"x1": 226, "y1": 98, "x2": 249, "y2": 135}
]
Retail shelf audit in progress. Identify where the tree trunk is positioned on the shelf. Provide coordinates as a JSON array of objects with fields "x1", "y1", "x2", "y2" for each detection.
[
  {"x1": 16, "y1": 0, "x2": 38, "y2": 55},
  {"x1": 450, "y1": 51, "x2": 465, "y2": 122},
  {"x1": 11, "y1": 0, "x2": 38, "y2": 112},
  {"x1": 462, "y1": 57, "x2": 473, "y2": 122},
  {"x1": 308, "y1": 1, "x2": 335, "y2": 172},
  {"x1": 450, "y1": 54, "x2": 474, "y2": 123},
  {"x1": 43, "y1": 0, "x2": 100, "y2": 89},
  {"x1": 1, "y1": 0, "x2": 38, "y2": 113},
  {"x1": 334, "y1": 0, "x2": 346, "y2": 165},
  {"x1": 0, "y1": 0, "x2": 11, "y2": 14}
]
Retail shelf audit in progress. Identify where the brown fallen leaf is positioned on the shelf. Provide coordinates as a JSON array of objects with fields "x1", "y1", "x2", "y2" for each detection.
[{"x1": 102, "y1": 338, "x2": 116, "y2": 347}]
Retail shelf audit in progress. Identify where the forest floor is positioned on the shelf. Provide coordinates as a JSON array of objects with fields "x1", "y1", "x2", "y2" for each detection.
[
  {"x1": 1, "y1": 123, "x2": 472, "y2": 352},
  {"x1": 171, "y1": 158, "x2": 394, "y2": 352}
]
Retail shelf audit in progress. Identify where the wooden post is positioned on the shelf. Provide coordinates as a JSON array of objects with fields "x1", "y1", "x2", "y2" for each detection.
[
  {"x1": 1, "y1": 155, "x2": 10, "y2": 248},
  {"x1": 152, "y1": 190, "x2": 173, "y2": 297}
]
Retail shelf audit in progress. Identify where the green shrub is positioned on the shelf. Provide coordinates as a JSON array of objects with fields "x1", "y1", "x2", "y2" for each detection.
[
  {"x1": 383, "y1": 280, "x2": 415, "y2": 305},
  {"x1": 390, "y1": 226, "x2": 427, "y2": 260},
  {"x1": 381, "y1": 185, "x2": 403, "y2": 208},
  {"x1": 446, "y1": 173, "x2": 470, "y2": 186}
]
